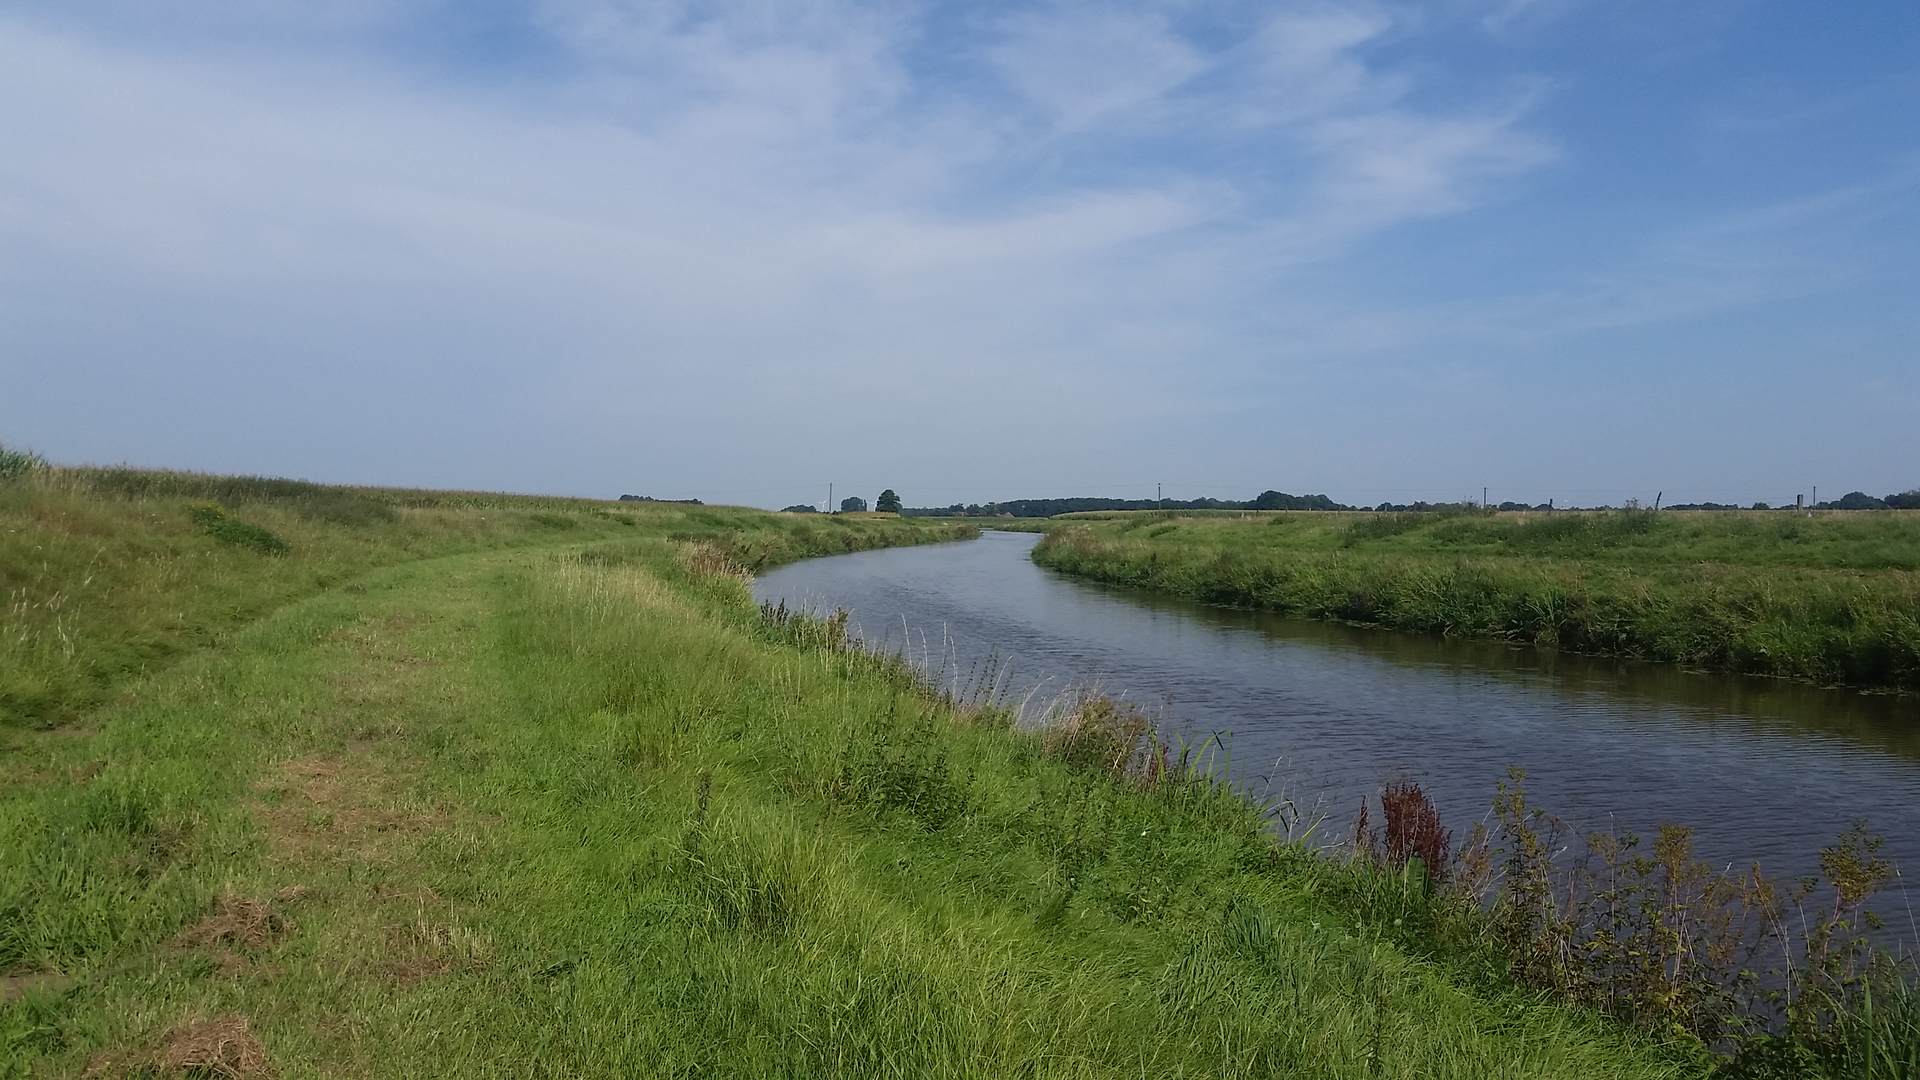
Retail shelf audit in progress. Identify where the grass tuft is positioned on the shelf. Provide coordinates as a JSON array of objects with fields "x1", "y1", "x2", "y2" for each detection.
[{"x1": 189, "y1": 502, "x2": 292, "y2": 556}]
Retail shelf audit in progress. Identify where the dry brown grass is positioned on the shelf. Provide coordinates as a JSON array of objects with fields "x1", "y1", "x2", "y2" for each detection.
[
  {"x1": 86, "y1": 1014, "x2": 274, "y2": 1078},
  {"x1": 678, "y1": 540, "x2": 753, "y2": 582},
  {"x1": 175, "y1": 889, "x2": 292, "y2": 952}
]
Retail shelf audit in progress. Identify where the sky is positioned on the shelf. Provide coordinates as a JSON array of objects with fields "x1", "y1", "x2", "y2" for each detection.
[{"x1": 2, "y1": 1, "x2": 1915, "y2": 509}]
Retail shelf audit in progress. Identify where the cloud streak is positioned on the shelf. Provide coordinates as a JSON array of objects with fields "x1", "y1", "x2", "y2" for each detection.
[{"x1": 1, "y1": 2, "x2": 1912, "y2": 503}]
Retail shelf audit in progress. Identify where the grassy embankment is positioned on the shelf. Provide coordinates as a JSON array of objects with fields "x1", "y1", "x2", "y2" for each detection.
[
  {"x1": 1027, "y1": 510, "x2": 1920, "y2": 691},
  {"x1": 0, "y1": 468, "x2": 968, "y2": 732},
  {"x1": 0, "y1": 462, "x2": 1707, "y2": 1077}
]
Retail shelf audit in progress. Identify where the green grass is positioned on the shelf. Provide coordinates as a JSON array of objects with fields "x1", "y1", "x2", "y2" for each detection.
[
  {"x1": 0, "y1": 468, "x2": 1707, "y2": 1077},
  {"x1": 0, "y1": 467, "x2": 971, "y2": 731},
  {"x1": 1028, "y1": 511, "x2": 1920, "y2": 690}
]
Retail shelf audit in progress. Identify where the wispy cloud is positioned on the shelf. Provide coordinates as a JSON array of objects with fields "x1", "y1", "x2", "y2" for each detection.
[
  {"x1": 1, "y1": 1, "x2": 1911, "y2": 502},
  {"x1": 988, "y1": 7, "x2": 1212, "y2": 132}
]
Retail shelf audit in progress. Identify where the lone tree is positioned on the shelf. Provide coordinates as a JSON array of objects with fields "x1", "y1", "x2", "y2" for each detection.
[
  {"x1": 875, "y1": 488, "x2": 902, "y2": 514},
  {"x1": 839, "y1": 495, "x2": 868, "y2": 513}
]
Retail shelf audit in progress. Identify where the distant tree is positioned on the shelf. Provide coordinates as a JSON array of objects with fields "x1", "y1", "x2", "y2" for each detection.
[
  {"x1": 1821, "y1": 491, "x2": 1888, "y2": 511},
  {"x1": 840, "y1": 496, "x2": 868, "y2": 513},
  {"x1": 875, "y1": 489, "x2": 902, "y2": 513},
  {"x1": 1751, "y1": 502, "x2": 1772, "y2": 511},
  {"x1": 1887, "y1": 490, "x2": 1920, "y2": 510},
  {"x1": 780, "y1": 504, "x2": 818, "y2": 513}
]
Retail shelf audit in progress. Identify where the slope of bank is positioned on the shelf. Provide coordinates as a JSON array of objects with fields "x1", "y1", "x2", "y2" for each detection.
[
  {"x1": 0, "y1": 467, "x2": 973, "y2": 732},
  {"x1": 1027, "y1": 513, "x2": 1920, "y2": 691},
  {"x1": 0, "y1": 471, "x2": 1692, "y2": 1076}
]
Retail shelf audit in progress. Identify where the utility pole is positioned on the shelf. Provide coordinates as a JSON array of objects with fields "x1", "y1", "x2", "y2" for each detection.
[
  {"x1": 1483, "y1": 486, "x2": 1488, "y2": 510},
  {"x1": 1157, "y1": 482, "x2": 1163, "y2": 511},
  {"x1": 828, "y1": 482, "x2": 833, "y2": 514}
]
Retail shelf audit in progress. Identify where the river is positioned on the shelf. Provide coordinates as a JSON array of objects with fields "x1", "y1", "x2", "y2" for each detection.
[{"x1": 753, "y1": 529, "x2": 1920, "y2": 888}]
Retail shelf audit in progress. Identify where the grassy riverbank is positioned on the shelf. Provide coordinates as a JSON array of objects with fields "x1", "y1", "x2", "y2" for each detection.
[
  {"x1": 3, "y1": 467, "x2": 1911, "y2": 1076},
  {"x1": 0, "y1": 466, "x2": 1703, "y2": 1077},
  {"x1": 1028, "y1": 511, "x2": 1920, "y2": 691},
  {"x1": 0, "y1": 468, "x2": 970, "y2": 732}
]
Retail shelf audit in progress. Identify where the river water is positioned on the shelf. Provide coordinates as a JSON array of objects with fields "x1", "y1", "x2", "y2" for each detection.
[{"x1": 754, "y1": 530, "x2": 1920, "y2": 887}]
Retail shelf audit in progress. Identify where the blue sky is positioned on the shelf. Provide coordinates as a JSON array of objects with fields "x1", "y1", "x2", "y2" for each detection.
[{"x1": 2, "y1": 1, "x2": 1915, "y2": 508}]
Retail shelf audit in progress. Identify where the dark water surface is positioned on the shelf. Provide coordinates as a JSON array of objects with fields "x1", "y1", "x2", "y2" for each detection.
[{"x1": 754, "y1": 530, "x2": 1920, "y2": 884}]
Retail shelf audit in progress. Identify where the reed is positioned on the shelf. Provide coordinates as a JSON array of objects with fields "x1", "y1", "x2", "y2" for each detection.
[{"x1": 1031, "y1": 514, "x2": 1920, "y2": 690}]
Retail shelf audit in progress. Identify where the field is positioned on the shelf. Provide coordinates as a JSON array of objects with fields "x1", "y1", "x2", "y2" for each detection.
[
  {"x1": 1, "y1": 468, "x2": 1912, "y2": 1076},
  {"x1": 1026, "y1": 510, "x2": 1920, "y2": 691}
]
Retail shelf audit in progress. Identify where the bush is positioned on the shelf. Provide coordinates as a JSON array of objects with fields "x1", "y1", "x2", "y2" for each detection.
[{"x1": 188, "y1": 503, "x2": 291, "y2": 556}]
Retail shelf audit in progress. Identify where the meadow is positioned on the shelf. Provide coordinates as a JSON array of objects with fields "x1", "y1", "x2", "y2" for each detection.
[
  {"x1": 1027, "y1": 510, "x2": 1920, "y2": 691},
  {"x1": 1, "y1": 461, "x2": 1912, "y2": 1077}
]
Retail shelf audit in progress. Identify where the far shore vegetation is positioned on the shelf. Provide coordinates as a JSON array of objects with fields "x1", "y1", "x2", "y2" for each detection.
[{"x1": 1021, "y1": 507, "x2": 1920, "y2": 692}]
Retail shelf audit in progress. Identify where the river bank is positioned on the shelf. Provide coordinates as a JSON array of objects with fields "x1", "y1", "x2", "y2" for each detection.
[
  {"x1": 754, "y1": 530, "x2": 1920, "y2": 888},
  {"x1": 1022, "y1": 511, "x2": 1920, "y2": 691},
  {"x1": 755, "y1": 532, "x2": 1920, "y2": 1075}
]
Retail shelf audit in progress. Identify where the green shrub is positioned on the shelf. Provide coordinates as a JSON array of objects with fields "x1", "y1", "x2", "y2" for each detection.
[{"x1": 187, "y1": 503, "x2": 291, "y2": 556}]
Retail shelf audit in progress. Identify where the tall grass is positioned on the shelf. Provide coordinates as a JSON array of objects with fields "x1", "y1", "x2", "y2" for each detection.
[
  {"x1": 1032, "y1": 516, "x2": 1920, "y2": 690},
  {"x1": 0, "y1": 466, "x2": 972, "y2": 729},
  {"x1": 1336, "y1": 773, "x2": 1919, "y2": 1077},
  {"x1": 0, "y1": 443, "x2": 47, "y2": 482}
]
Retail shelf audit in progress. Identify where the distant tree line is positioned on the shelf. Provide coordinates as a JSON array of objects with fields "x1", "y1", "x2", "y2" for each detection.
[
  {"x1": 901, "y1": 488, "x2": 1920, "y2": 517},
  {"x1": 779, "y1": 489, "x2": 906, "y2": 515},
  {"x1": 619, "y1": 494, "x2": 702, "y2": 504},
  {"x1": 1660, "y1": 491, "x2": 1920, "y2": 511},
  {"x1": 903, "y1": 491, "x2": 1350, "y2": 517},
  {"x1": 1814, "y1": 490, "x2": 1920, "y2": 510}
]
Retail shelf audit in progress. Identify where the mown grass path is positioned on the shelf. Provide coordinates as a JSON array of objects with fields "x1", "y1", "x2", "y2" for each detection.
[{"x1": 3, "y1": 535, "x2": 1696, "y2": 1077}]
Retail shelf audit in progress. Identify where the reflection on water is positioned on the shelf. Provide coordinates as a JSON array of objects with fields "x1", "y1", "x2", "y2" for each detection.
[{"x1": 754, "y1": 530, "x2": 1920, "y2": 884}]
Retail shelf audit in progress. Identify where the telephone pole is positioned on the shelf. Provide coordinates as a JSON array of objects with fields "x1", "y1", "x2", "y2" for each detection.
[
  {"x1": 1157, "y1": 482, "x2": 1162, "y2": 510},
  {"x1": 828, "y1": 482, "x2": 833, "y2": 514}
]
